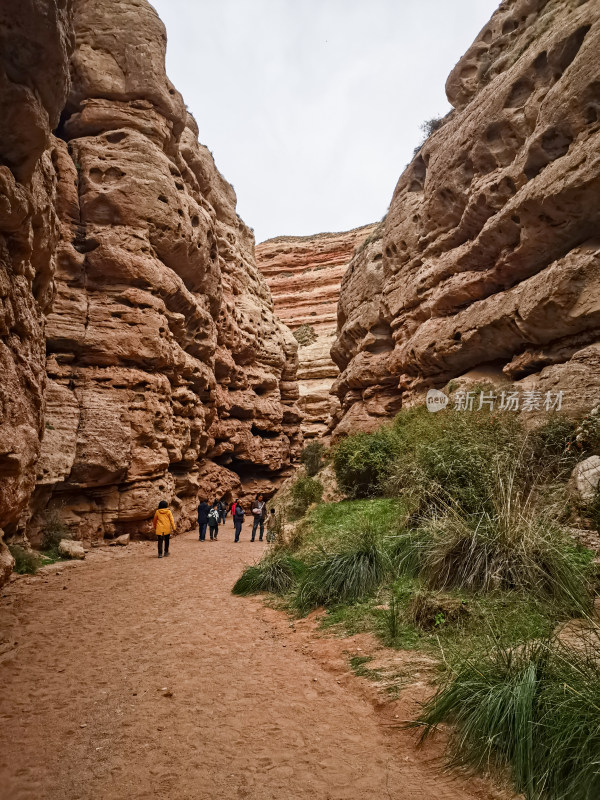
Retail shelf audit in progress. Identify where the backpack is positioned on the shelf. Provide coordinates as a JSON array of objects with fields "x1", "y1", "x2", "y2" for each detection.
[{"x1": 208, "y1": 508, "x2": 219, "y2": 525}]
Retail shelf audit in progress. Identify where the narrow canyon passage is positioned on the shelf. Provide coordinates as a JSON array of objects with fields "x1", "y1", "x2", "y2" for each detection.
[{"x1": 1, "y1": 525, "x2": 487, "y2": 800}]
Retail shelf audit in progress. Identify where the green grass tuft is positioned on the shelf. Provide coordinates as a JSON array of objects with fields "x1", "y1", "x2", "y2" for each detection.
[
  {"x1": 294, "y1": 524, "x2": 390, "y2": 614},
  {"x1": 415, "y1": 636, "x2": 600, "y2": 800},
  {"x1": 232, "y1": 550, "x2": 305, "y2": 596}
]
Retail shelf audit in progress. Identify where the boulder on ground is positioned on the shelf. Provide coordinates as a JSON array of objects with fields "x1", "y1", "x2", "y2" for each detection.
[
  {"x1": 571, "y1": 456, "x2": 600, "y2": 503},
  {"x1": 0, "y1": 530, "x2": 15, "y2": 587},
  {"x1": 58, "y1": 539, "x2": 86, "y2": 560},
  {"x1": 109, "y1": 534, "x2": 130, "y2": 547}
]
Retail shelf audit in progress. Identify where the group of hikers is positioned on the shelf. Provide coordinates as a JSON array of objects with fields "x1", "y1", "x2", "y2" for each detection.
[{"x1": 152, "y1": 493, "x2": 278, "y2": 558}]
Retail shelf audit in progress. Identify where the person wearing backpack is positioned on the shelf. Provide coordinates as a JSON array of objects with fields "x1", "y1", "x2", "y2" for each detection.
[
  {"x1": 233, "y1": 500, "x2": 244, "y2": 543},
  {"x1": 251, "y1": 493, "x2": 267, "y2": 542},
  {"x1": 152, "y1": 500, "x2": 176, "y2": 558},
  {"x1": 208, "y1": 501, "x2": 220, "y2": 541},
  {"x1": 197, "y1": 498, "x2": 210, "y2": 541}
]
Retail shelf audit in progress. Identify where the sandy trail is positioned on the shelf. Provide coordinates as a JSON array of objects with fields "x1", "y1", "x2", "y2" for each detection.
[{"x1": 1, "y1": 520, "x2": 493, "y2": 800}]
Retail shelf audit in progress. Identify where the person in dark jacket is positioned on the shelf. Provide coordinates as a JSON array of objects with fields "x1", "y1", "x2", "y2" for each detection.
[
  {"x1": 197, "y1": 499, "x2": 210, "y2": 541},
  {"x1": 233, "y1": 500, "x2": 244, "y2": 543},
  {"x1": 208, "y1": 501, "x2": 220, "y2": 540},
  {"x1": 218, "y1": 499, "x2": 227, "y2": 525}
]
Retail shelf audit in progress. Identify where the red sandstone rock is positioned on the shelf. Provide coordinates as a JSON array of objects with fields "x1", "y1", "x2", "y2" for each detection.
[
  {"x1": 0, "y1": 0, "x2": 300, "y2": 559},
  {"x1": 332, "y1": 0, "x2": 600, "y2": 436},
  {"x1": 0, "y1": 0, "x2": 73, "y2": 580},
  {"x1": 257, "y1": 225, "x2": 377, "y2": 439}
]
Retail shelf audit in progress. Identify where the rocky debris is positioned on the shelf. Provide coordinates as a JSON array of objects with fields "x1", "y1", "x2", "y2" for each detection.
[
  {"x1": 58, "y1": 539, "x2": 86, "y2": 560},
  {"x1": 257, "y1": 225, "x2": 378, "y2": 439},
  {"x1": 109, "y1": 534, "x2": 130, "y2": 547},
  {"x1": 331, "y1": 0, "x2": 600, "y2": 437},
  {"x1": 0, "y1": 0, "x2": 302, "y2": 561},
  {"x1": 570, "y1": 456, "x2": 600, "y2": 503}
]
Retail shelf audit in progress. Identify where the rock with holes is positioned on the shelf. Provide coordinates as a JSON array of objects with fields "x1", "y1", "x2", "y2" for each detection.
[
  {"x1": 257, "y1": 225, "x2": 379, "y2": 440},
  {"x1": 571, "y1": 456, "x2": 600, "y2": 504},
  {"x1": 5, "y1": 0, "x2": 302, "y2": 547},
  {"x1": 0, "y1": 1, "x2": 73, "y2": 584},
  {"x1": 331, "y1": 0, "x2": 600, "y2": 436}
]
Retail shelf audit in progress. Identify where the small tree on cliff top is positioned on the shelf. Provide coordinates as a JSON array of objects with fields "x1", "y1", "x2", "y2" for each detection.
[{"x1": 293, "y1": 324, "x2": 317, "y2": 347}]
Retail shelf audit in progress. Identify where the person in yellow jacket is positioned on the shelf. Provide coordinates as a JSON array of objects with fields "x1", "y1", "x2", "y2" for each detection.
[{"x1": 152, "y1": 500, "x2": 176, "y2": 558}]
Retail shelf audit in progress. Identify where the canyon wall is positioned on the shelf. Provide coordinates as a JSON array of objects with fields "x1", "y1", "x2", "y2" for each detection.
[
  {"x1": 0, "y1": 0, "x2": 73, "y2": 577},
  {"x1": 332, "y1": 0, "x2": 600, "y2": 437},
  {"x1": 257, "y1": 225, "x2": 377, "y2": 439},
  {"x1": 0, "y1": 0, "x2": 301, "y2": 560}
]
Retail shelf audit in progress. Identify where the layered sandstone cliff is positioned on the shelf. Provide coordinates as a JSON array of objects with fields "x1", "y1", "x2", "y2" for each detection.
[
  {"x1": 257, "y1": 225, "x2": 377, "y2": 438},
  {"x1": 332, "y1": 0, "x2": 600, "y2": 438},
  {"x1": 0, "y1": 0, "x2": 300, "y2": 561}
]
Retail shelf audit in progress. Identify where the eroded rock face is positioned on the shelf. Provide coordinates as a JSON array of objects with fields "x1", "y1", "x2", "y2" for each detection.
[
  {"x1": 0, "y1": 0, "x2": 300, "y2": 552},
  {"x1": 257, "y1": 225, "x2": 377, "y2": 439},
  {"x1": 331, "y1": 0, "x2": 600, "y2": 437},
  {"x1": 0, "y1": 0, "x2": 73, "y2": 572},
  {"x1": 31, "y1": 0, "x2": 301, "y2": 542}
]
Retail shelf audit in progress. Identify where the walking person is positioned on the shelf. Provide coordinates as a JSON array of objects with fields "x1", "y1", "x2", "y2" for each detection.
[
  {"x1": 251, "y1": 493, "x2": 267, "y2": 542},
  {"x1": 266, "y1": 507, "x2": 279, "y2": 543},
  {"x1": 208, "y1": 501, "x2": 220, "y2": 541},
  {"x1": 233, "y1": 500, "x2": 244, "y2": 543},
  {"x1": 197, "y1": 498, "x2": 209, "y2": 541},
  {"x1": 153, "y1": 500, "x2": 176, "y2": 558},
  {"x1": 218, "y1": 499, "x2": 227, "y2": 525}
]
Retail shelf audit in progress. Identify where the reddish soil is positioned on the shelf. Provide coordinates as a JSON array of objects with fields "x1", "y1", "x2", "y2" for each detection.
[{"x1": 0, "y1": 520, "x2": 513, "y2": 800}]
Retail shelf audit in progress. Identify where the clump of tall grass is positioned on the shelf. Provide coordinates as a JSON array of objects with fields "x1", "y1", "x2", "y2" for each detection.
[
  {"x1": 232, "y1": 550, "x2": 305, "y2": 596},
  {"x1": 415, "y1": 634, "x2": 600, "y2": 800},
  {"x1": 294, "y1": 522, "x2": 390, "y2": 614},
  {"x1": 421, "y1": 461, "x2": 593, "y2": 613}
]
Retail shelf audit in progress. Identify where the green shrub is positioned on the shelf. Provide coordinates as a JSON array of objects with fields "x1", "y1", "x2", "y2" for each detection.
[
  {"x1": 294, "y1": 524, "x2": 390, "y2": 614},
  {"x1": 40, "y1": 509, "x2": 70, "y2": 553},
  {"x1": 289, "y1": 475, "x2": 323, "y2": 519},
  {"x1": 387, "y1": 406, "x2": 523, "y2": 516},
  {"x1": 232, "y1": 550, "x2": 305, "y2": 596},
  {"x1": 300, "y1": 441, "x2": 326, "y2": 477},
  {"x1": 572, "y1": 405, "x2": 600, "y2": 454},
  {"x1": 8, "y1": 545, "x2": 39, "y2": 575},
  {"x1": 333, "y1": 427, "x2": 400, "y2": 498},
  {"x1": 293, "y1": 324, "x2": 317, "y2": 347},
  {"x1": 531, "y1": 416, "x2": 578, "y2": 466},
  {"x1": 416, "y1": 636, "x2": 600, "y2": 800}
]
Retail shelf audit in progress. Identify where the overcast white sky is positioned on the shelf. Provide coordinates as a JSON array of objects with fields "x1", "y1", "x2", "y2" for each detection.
[{"x1": 151, "y1": 0, "x2": 500, "y2": 243}]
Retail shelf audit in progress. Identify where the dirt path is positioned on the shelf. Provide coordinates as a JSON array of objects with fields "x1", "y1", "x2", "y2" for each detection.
[{"x1": 0, "y1": 520, "x2": 498, "y2": 800}]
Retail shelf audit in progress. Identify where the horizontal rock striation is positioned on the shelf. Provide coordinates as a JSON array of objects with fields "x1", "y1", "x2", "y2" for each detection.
[
  {"x1": 0, "y1": 0, "x2": 300, "y2": 559},
  {"x1": 332, "y1": 0, "x2": 600, "y2": 437},
  {"x1": 257, "y1": 225, "x2": 377, "y2": 438}
]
